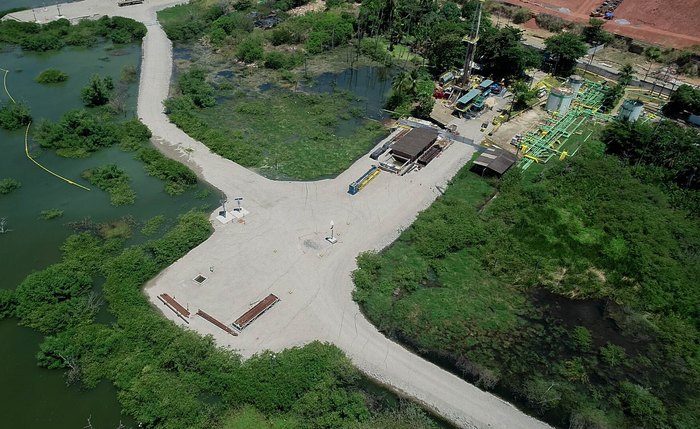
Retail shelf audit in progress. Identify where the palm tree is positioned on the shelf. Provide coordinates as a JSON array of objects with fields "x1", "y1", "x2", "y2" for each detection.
[
  {"x1": 392, "y1": 70, "x2": 417, "y2": 97},
  {"x1": 643, "y1": 47, "x2": 662, "y2": 81},
  {"x1": 618, "y1": 63, "x2": 635, "y2": 87}
]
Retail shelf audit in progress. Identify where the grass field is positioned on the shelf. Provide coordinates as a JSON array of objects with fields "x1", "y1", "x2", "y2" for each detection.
[{"x1": 170, "y1": 87, "x2": 387, "y2": 180}]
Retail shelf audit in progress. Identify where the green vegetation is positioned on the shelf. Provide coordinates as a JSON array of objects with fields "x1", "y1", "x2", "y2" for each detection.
[
  {"x1": 166, "y1": 84, "x2": 385, "y2": 180},
  {"x1": 158, "y1": 0, "x2": 227, "y2": 42},
  {"x1": 485, "y1": 2, "x2": 534, "y2": 25},
  {"x1": 35, "y1": 110, "x2": 120, "y2": 157},
  {"x1": 35, "y1": 110, "x2": 196, "y2": 195},
  {"x1": 141, "y1": 214, "x2": 165, "y2": 236},
  {"x1": 137, "y1": 148, "x2": 198, "y2": 195},
  {"x1": 39, "y1": 209, "x2": 65, "y2": 220},
  {"x1": 35, "y1": 68, "x2": 69, "y2": 84},
  {"x1": 80, "y1": 74, "x2": 114, "y2": 107},
  {"x1": 544, "y1": 32, "x2": 588, "y2": 77},
  {"x1": 0, "y1": 101, "x2": 31, "y2": 129},
  {"x1": 1, "y1": 211, "x2": 443, "y2": 429},
  {"x1": 119, "y1": 64, "x2": 138, "y2": 84},
  {"x1": 535, "y1": 13, "x2": 569, "y2": 33},
  {"x1": 386, "y1": 69, "x2": 435, "y2": 118},
  {"x1": 0, "y1": 16, "x2": 146, "y2": 51},
  {"x1": 176, "y1": 68, "x2": 215, "y2": 108},
  {"x1": 81, "y1": 164, "x2": 136, "y2": 206},
  {"x1": 601, "y1": 64, "x2": 635, "y2": 112},
  {"x1": 663, "y1": 84, "x2": 700, "y2": 118},
  {"x1": 353, "y1": 124, "x2": 700, "y2": 427},
  {"x1": 477, "y1": 26, "x2": 541, "y2": 81},
  {"x1": 582, "y1": 18, "x2": 614, "y2": 46},
  {"x1": 0, "y1": 178, "x2": 21, "y2": 195}
]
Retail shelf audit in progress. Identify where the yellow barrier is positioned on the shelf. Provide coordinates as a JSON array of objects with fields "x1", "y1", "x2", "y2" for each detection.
[
  {"x1": 23, "y1": 122, "x2": 91, "y2": 191},
  {"x1": 2, "y1": 66, "x2": 90, "y2": 192},
  {"x1": 0, "y1": 68, "x2": 17, "y2": 104}
]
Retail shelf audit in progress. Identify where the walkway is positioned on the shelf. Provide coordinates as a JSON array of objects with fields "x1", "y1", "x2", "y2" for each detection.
[{"x1": 7, "y1": 2, "x2": 552, "y2": 428}]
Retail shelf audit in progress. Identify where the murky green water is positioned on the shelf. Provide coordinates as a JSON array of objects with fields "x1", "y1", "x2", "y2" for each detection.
[
  {"x1": 0, "y1": 42, "x2": 216, "y2": 428},
  {"x1": 2, "y1": 0, "x2": 76, "y2": 11}
]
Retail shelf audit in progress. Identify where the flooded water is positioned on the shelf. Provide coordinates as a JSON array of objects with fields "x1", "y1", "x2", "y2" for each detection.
[
  {"x1": 302, "y1": 65, "x2": 395, "y2": 121},
  {"x1": 2, "y1": 0, "x2": 75, "y2": 11},
  {"x1": 0, "y1": 42, "x2": 216, "y2": 428}
]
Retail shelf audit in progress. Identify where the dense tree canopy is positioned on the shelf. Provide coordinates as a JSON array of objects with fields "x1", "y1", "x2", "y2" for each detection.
[
  {"x1": 664, "y1": 84, "x2": 700, "y2": 118},
  {"x1": 478, "y1": 26, "x2": 541, "y2": 81},
  {"x1": 545, "y1": 32, "x2": 588, "y2": 76}
]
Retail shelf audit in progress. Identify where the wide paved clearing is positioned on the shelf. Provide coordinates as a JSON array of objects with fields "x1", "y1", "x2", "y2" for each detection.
[{"x1": 9, "y1": 2, "x2": 552, "y2": 428}]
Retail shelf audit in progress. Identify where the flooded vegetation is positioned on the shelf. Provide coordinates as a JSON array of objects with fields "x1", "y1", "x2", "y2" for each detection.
[
  {"x1": 0, "y1": 38, "x2": 216, "y2": 429},
  {"x1": 167, "y1": 60, "x2": 394, "y2": 180}
]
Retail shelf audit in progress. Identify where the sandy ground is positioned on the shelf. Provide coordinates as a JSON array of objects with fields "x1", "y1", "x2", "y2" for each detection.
[
  {"x1": 500, "y1": 0, "x2": 700, "y2": 47},
  {"x1": 7, "y1": 2, "x2": 553, "y2": 428}
]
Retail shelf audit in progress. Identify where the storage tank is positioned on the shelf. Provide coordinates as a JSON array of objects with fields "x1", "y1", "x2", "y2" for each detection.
[
  {"x1": 568, "y1": 74, "x2": 584, "y2": 96},
  {"x1": 618, "y1": 99, "x2": 644, "y2": 122},
  {"x1": 546, "y1": 86, "x2": 574, "y2": 114}
]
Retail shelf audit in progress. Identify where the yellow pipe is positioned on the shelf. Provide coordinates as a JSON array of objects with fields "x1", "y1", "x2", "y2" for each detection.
[
  {"x1": 0, "y1": 68, "x2": 17, "y2": 104},
  {"x1": 23, "y1": 122, "x2": 91, "y2": 191}
]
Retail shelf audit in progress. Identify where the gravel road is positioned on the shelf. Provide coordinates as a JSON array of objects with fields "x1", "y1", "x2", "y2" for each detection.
[{"x1": 7, "y1": 2, "x2": 553, "y2": 428}]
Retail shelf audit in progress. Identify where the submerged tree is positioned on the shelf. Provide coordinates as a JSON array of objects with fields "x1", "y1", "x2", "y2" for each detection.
[{"x1": 80, "y1": 74, "x2": 114, "y2": 107}]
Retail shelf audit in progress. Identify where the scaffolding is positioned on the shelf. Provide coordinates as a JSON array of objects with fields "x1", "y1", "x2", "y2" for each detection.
[{"x1": 517, "y1": 79, "x2": 612, "y2": 170}]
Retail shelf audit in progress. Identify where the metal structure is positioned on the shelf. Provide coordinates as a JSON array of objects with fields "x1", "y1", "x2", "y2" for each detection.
[
  {"x1": 233, "y1": 197, "x2": 243, "y2": 212},
  {"x1": 618, "y1": 99, "x2": 644, "y2": 122},
  {"x1": 517, "y1": 79, "x2": 612, "y2": 170},
  {"x1": 568, "y1": 75, "x2": 584, "y2": 96},
  {"x1": 545, "y1": 86, "x2": 575, "y2": 114},
  {"x1": 219, "y1": 195, "x2": 228, "y2": 217},
  {"x1": 348, "y1": 166, "x2": 380, "y2": 195},
  {"x1": 460, "y1": 0, "x2": 485, "y2": 86}
]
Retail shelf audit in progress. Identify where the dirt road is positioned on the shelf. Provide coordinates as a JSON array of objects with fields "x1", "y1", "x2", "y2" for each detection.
[{"x1": 7, "y1": 2, "x2": 552, "y2": 428}]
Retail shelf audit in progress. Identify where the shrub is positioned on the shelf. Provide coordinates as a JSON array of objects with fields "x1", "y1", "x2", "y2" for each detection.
[
  {"x1": 35, "y1": 110, "x2": 120, "y2": 157},
  {"x1": 0, "y1": 178, "x2": 21, "y2": 195},
  {"x1": 39, "y1": 209, "x2": 65, "y2": 220},
  {"x1": 0, "y1": 102, "x2": 31, "y2": 129},
  {"x1": 81, "y1": 164, "x2": 136, "y2": 206},
  {"x1": 263, "y1": 51, "x2": 300, "y2": 70},
  {"x1": 137, "y1": 148, "x2": 197, "y2": 195},
  {"x1": 36, "y1": 68, "x2": 68, "y2": 84},
  {"x1": 236, "y1": 35, "x2": 265, "y2": 63},
  {"x1": 536, "y1": 14, "x2": 567, "y2": 32},
  {"x1": 120, "y1": 64, "x2": 138, "y2": 84},
  {"x1": 620, "y1": 382, "x2": 668, "y2": 427},
  {"x1": 0, "y1": 289, "x2": 16, "y2": 319},
  {"x1": 264, "y1": 51, "x2": 287, "y2": 70},
  {"x1": 270, "y1": 26, "x2": 294, "y2": 45},
  {"x1": 80, "y1": 74, "x2": 114, "y2": 107},
  {"x1": 177, "y1": 68, "x2": 216, "y2": 108},
  {"x1": 512, "y1": 8, "x2": 533, "y2": 24}
]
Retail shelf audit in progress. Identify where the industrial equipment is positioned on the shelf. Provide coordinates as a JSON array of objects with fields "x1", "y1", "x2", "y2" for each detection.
[{"x1": 348, "y1": 166, "x2": 380, "y2": 195}]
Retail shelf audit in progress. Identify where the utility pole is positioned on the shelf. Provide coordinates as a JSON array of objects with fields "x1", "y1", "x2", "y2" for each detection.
[{"x1": 460, "y1": 0, "x2": 485, "y2": 87}]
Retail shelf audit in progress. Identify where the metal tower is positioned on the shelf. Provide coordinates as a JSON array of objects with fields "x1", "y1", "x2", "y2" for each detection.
[{"x1": 461, "y1": 0, "x2": 485, "y2": 86}]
